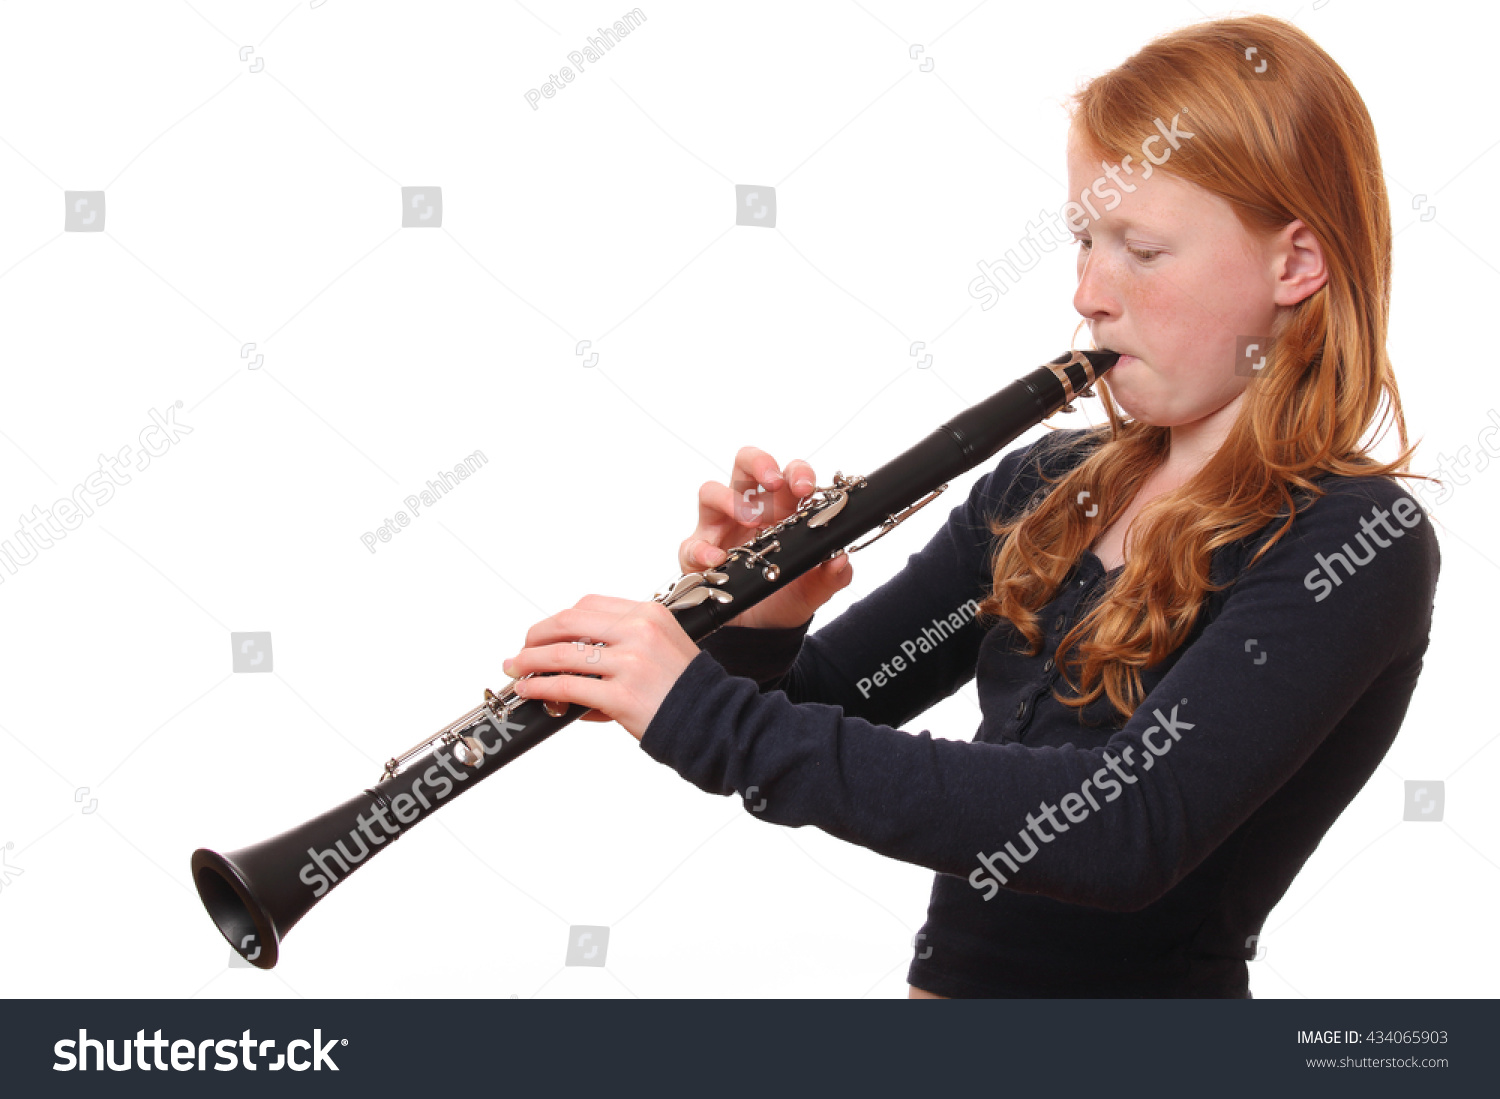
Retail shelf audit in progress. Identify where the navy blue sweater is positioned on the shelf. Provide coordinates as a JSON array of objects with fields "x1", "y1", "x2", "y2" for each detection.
[{"x1": 638, "y1": 428, "x2": 1441, "y2": 997}]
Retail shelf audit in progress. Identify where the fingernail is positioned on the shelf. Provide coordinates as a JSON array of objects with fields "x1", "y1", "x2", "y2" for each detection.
[
  {"x1": 763, "y1": 467, "x2": 783, "y2": 486},
  {"x1": 503, "y1": 658, "x2": 514, "y2": 674},
  {"x1": 707, "y1": 547, "x2": 726, "y2": 563},
  {"x1": 794, "y1": 477, "x2": 813, "y2": 494}
]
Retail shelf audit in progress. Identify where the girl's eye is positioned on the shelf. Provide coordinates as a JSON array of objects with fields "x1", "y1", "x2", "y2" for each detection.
[{"x1": 1074, "y1": 239, "x2": 1159, "y2": 263}]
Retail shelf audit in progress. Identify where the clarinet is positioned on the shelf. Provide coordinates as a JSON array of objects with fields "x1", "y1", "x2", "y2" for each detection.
[{"x1": 191, "y1": 348, "x2": 1117, "y2": 969}]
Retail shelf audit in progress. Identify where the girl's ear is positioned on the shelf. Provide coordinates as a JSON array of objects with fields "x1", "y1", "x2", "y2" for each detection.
[{"x1": 1271, "y1": 219, "x2": 1329, "y2": 306}]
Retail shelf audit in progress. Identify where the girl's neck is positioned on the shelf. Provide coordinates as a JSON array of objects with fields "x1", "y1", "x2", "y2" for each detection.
[{"x1": 1160, "y1": 388, "x2": 1246, "y2": 484}]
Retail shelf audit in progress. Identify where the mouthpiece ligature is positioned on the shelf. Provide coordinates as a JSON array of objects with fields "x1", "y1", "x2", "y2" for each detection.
[{"x1": 1048, "y1": 349, "x2": 1107, "y2": 413}]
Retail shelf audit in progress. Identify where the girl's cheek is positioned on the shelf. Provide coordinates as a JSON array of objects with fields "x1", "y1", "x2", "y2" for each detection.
[{"x1": 1129, "y1": 276, "x2": 1173, "y2": 319}]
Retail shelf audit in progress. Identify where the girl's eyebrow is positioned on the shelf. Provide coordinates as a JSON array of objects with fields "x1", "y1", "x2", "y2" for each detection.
[{"x1": 1079, "y1": 214, "x2": 1167, "y2": 234}]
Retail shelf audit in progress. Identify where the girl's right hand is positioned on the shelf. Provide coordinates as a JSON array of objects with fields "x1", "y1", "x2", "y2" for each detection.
[{"x1": 677, "y1": 446, "x2": 855, "y2": 630}]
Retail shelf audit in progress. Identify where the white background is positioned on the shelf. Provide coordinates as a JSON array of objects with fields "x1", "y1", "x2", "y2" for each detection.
[{"x1": 0, "y1": 0, "x2": 1493, "y2": 999}]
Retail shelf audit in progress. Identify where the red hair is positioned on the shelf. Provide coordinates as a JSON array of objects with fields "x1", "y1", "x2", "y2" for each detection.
[{"x1": 978, "y1": 14, "x2": 1430, "y2": 717}]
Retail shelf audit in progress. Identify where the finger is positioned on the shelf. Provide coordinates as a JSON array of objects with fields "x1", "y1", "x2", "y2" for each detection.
[
  {"x1": 706, "y1": 475, "x2": 771, "y2": 530},
  {"x1": 512, "y1": 669, "x2": 607, "y2": 713},
  {"x1": 729, "y1": 448, "x2": 787, "y2": 526},
  {"x1": 514, "y1": 612, "x2": 563, "y2": 652},
  {"x1": 685, "y1": 481, "x2": 742, "y2": 568},
  {"x1": 782, "y1": 459, "x2": 817, "y2": 497},
  {"x1": 732, "y1": 446, "x2": 785, "y2": 492},
  {"x1": 508, "y1": 602, "x2": 651, "y2": 670},
  {"x1": 516, "y1": 597, "x2": 635, "y2": 649},
  {"x1": 572, "y1": 593, "x2": 642, "y2": 614},
  {"x1": 682, "y1": 482, "x2": 752, "y2": 572},
  {"x1": 506, "y1": 638, "x2": 612, "y2": 677},
  {"x1": 684, "y1": 448, "x2": 804, "y2": 574},
  {"x1": 819, "y1": 549, "x2": 854, "y2": 585},
  {"x1": 694, "y1": 480, "x2": 739, "y2": 535},
  {"x1": 681, "y1": 536, "x2": 730, "y2": 571}
]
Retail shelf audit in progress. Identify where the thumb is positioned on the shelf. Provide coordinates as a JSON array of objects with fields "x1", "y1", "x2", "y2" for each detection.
[{"x1": 814, "y1": 552, "x2": 855, "y2": 595}]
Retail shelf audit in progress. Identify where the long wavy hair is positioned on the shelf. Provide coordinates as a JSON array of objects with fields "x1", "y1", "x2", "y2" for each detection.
[{"x1": 977, "y1": 14, "x2": 1429, "y2": 718}]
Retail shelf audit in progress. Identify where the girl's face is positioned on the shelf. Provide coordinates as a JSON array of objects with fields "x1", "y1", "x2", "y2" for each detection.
[{"x1": 1065, "y1": 123, "x2": 1325, "y2": 431}]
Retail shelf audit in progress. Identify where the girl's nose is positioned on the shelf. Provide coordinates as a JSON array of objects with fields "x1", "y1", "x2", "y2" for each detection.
[{"x1": 1073, "y1": 248, "x2": 1119, "y2": 322}]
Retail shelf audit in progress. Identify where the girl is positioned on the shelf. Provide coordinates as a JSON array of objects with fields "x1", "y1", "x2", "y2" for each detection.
[{"x1": 499, "y1": 14, "x2": 1440, "y2": 997}]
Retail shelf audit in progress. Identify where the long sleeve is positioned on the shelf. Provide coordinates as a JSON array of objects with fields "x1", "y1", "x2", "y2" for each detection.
[
  {"x1": 639, "y1": 473, "x2": 1440, "y2": 915},
  {"x1": 696, "y1": 621, "x2": 813, "y2": 690}
]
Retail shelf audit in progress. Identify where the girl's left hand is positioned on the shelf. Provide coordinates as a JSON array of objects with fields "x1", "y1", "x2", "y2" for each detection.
[{"x1": 500, "y1": 594, "x2": 701, "y2": 741}]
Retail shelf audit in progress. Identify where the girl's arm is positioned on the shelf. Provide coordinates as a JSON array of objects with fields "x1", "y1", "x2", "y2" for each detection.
[{"x1": 638, "y1": 477, "x2": 1440, "y2": 912}]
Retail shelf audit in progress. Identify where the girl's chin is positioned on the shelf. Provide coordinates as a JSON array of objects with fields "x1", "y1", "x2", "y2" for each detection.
[{"x1": 1103, "y1": 382, "x2": 1152, "y2": 423}]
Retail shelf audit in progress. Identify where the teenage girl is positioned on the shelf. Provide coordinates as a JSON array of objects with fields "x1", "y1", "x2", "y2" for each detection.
[{"x1": 501, "y1": 14, "x2": 1440, "y2": 997}]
